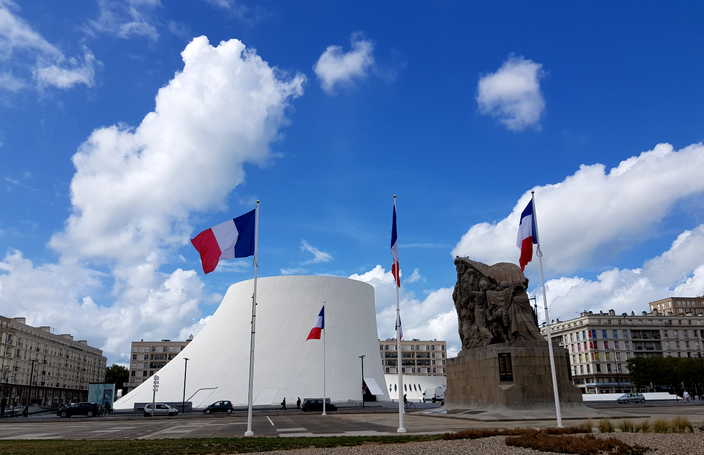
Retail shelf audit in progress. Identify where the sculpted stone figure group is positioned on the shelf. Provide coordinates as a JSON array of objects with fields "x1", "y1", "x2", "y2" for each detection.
[{"x1": 453, "y1": 257, "x2": 543, "y2": 351}]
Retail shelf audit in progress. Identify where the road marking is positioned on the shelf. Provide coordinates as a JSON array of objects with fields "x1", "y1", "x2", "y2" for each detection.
[
  {"x1": 277, "y1": 427, "x2": 306, "y2": 432},
  {"x1": 266, "y1": 416, "x2": 274, "y2": 426},
  {"x1": 0, "y1": 434, "x2": 60, "y2": 440}
]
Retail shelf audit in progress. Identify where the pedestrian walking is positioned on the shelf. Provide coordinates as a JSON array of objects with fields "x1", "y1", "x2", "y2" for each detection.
[
  {"x1": 683, "y1": 390, "x2": 691, "y2": 403},
  {"x1": 0, "y1": 396, "x2": 5, "y2": 419},
  {"x1": 281, "y1": 397, "x2": 286, "y2": 410},
  {"x1": 296, "y1": 397, "x2": 301, "y2": 409}
]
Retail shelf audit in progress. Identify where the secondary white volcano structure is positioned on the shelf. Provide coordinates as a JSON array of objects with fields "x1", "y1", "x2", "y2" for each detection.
[{"x1": 115, "y1": 275, "x2": 389, "y2": 409}]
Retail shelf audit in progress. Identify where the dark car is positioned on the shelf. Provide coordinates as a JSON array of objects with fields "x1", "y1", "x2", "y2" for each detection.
[
  {"x1": 300, "y1": 398, "x2": 337, "y2": 412},
  {"x1": 617, "y1": 393, "x2": 645, "y2": 404},
  {"x1": 203, "y1": 400, "x2": 235, "y2": 414},
  {"x1": 57, "y1": 402, "x2": 101, "y2": 418}
]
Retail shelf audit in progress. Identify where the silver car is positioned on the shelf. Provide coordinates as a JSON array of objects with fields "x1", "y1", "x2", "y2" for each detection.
[{"x1": 143, "y1": 403, "x2": 179, "y2": 417}]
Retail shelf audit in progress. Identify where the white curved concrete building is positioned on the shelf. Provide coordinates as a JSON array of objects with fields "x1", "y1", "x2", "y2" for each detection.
[{"x1": 116, "y1": 275, "x2": 388, "y2": 409}]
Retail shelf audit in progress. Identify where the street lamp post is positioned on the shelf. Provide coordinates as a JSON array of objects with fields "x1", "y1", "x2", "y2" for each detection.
[
  {"x1": 359, "y1": 355, "x2": 366, "y2": 409},
  {"x1": 25, "y1": 359, "x2": 36, "y2": 417},
  {"x1": 698, "y1": 353, "x2": 704, "y2": 400},
  {"x1": 182, "y1": 358, "x2": 189, "y2": 414},
  {"x1": 612, "y1": 348, "x2": 621, "y2": 393}
]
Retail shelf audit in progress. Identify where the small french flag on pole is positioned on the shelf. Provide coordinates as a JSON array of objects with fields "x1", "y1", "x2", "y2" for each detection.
[
  {"x1": 191, "y1": 209, "x2": 256, "y2": 274},
  {"x1": 390, "y1": 200, "x2": 400, "y2": 287},
  {"x1": 516, "y1": 198, "x2": 538, "y2": 271},
  {"x1": 306, "y1": 306, "x2": 325, "y2": 341}
]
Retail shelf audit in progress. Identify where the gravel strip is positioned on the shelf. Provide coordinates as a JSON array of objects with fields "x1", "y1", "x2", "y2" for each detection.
[{"x1": 244, "y1": 433, "x2": 704, "y2": 455}]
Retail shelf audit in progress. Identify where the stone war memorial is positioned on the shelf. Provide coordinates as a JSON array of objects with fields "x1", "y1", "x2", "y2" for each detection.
[{"x1": 446, "y1": 257, "x2": 583, "y2": 411}]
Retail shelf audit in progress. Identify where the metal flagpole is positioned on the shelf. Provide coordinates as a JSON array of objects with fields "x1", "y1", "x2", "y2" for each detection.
[
  {"x1": 322, "y1": 302, "x2": 327, "y2": 416},
  {"x1": 394, "y1": 196, "x2": 406, "y2": 433},
  {"x1": 532, "y1": 191, "x2": 563, "y2": 428},
  {"x1": 244, "y1": 200, "x2": 260, "y2": 437}
]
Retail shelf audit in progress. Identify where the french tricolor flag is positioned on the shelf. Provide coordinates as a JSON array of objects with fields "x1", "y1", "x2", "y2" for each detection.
[
  {"x1": 191, "y1": 209, "x2": 256, "y2": 274},
  {"x1": 390, "y1": 201, "x2": 400, "y2": 287},
  {"x1": 516, "y1": 199, "x2": 538, "y2": 272},
  {"x1": 306, "y1": 306, "x2": 324, "y2": 341}
]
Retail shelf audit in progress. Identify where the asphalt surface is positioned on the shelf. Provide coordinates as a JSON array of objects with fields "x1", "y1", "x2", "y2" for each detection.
[{"x1": 0, "y1": 402, "x2": 702, "y2": 440}]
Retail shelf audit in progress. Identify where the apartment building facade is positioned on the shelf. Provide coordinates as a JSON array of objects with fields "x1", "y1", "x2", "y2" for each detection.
[
  {"x1": 379, "y1": 339, "x2": 447, "y2": 376},
  {"x1": 0, "y1": 316, "x2": 107, "y2": 406},
  {"x1": 126, "y1": 337, "x2": 192, "y2": 394},
  {"x1": 649, "y1": 297, "x2": 704, "y2": 316},
  {"x1": 541, "y1": 308, "x2": 704, "y2": 394}
]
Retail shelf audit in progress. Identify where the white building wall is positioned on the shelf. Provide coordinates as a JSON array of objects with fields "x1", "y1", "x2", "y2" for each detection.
[{"x1": 115, "y1": 276, "x2": 389, "y2": 409}]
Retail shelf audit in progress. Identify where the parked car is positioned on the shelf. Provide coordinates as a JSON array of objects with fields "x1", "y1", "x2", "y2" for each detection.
[
  {"x1": 617, "y1": 393, "x2": 645, "y2": 404},
  {"x1": 203, "y1": 400, "x2": 235, "y2": 414},
  {"x1": 143, "y1": 403, "x2": 179, "y2": 417},
  {"x1": 57, "y1": 402, "x2": 101, "y2": 418},
  {"x1": 300, "y1": 398, "x2": 337, "y2": 412}
]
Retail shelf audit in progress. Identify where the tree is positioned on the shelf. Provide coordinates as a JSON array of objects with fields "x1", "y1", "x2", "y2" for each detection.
[{"x1": 105, "y1": 364, "x2": 129, "y2": 396}]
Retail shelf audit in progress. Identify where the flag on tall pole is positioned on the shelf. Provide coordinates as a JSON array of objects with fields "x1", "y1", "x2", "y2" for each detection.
[
  {"x1": 191, "y1": 209, "x2": 256, "y2": 273},
  {"x1": 306, "y1": 305, "x2": 327, "y2": 415},
  {"x1": 306, "y1": 306, "x2": 324, "y2": 340},
  {"x1": 516, "y1": 192, "x2": 563, "y2": 427},
  {"x1": 391, "y1": 202, "x2": 401, "y2": 287},
  {"x1": 516, "y1": 199, "x2": 537, "y2": 272},
  {"x1": 191, "y1": 205, "x2": 260, "y2": 436},
  {"x1": 391, "y1": 195, "x2": 406, "y2": 433}
]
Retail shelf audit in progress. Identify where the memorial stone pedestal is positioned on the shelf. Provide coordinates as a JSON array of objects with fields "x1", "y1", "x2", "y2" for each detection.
[{"x1": 445, "y1": 341, "x2": 583, "y2": 410}]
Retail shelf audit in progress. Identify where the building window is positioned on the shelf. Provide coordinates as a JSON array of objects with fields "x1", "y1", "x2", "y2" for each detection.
[
  {"x1": 596, "y1": 364, "x2": 601, "y2": 373},
  {"x1": 431, "y1": 345, "x2": 435, "y2": 350},
  {"x1": 142, "y1": 371, "x2": 147, "y2": 376},
  {"x1": 380, "y1": 345, "x2": 383, "y2": 351},
  {"x1": 602, "y1": 330, "x2": 607, "y2": 339},
  {"x1": 612, "y1": 330, "x2": 618, "y2": 339},
  {"x1": 623, "y1": 330, "x2": 628, "y2": 339},
  {"x1": 143, "y1": 347, "x2": 149, "y2": 353},
  {"x1": 604, "y1": 341, "x2": 609, "y2": 349},
  {"x1": 151, "y1": 346, "x2": 156, "y2": 352},
  {"x1": 132, "y1": 354, "x2": 137, "y2": 360},
  {"x1": 133, "y1": 347, "x2": 138, "y2": 352}
]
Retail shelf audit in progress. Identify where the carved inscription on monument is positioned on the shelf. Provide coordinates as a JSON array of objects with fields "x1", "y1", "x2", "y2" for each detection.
[{"x1": 453, "y1": 257, "x2": 544, "y2": 351}]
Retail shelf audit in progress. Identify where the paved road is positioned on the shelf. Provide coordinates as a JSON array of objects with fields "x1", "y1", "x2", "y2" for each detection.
[{"x1": 0, "y1": 403, "x2": 702, "y2": 440}]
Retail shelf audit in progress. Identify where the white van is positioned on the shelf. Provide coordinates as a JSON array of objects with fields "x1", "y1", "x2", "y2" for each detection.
[{"x1": 422, "y1": 387, "x2": 445, "y2": 403}]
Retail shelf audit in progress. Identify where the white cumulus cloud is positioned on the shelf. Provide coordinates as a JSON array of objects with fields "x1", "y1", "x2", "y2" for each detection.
[
  {"x1": 313, "y1": 32, "x2": 375, "y2": 95},
  {"x1": 350, "y1": 265, "x2": 459, "y2": 355},
  {"x1": 531, "y1": 224, "x2": 704, "y2": 324},
  {"x1": 452, "y1": 142, "x2": 704, "y2": 275},
  {"x1": 0, "y1": 36, "x2": 305, "y2": 365},
  {"x1": 477, "y1": 54, "x2": 545, "y2": 131}
]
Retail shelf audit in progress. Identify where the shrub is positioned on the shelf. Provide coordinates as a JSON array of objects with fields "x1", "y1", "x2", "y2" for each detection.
[
  {"x1": 578, "y1": 419, "x2": 593, "y2": 432},
  {"x1": 671, "y1": 416, "x2": 693, "y2": 433},
  {"x1": 599, "y1": 419, "x2": 615, "y2": 433},
  {"x1": 442, "y1": 426, "x2": 587, "y2": 440},
  {"x1": 653, "y1": 419, "x2": 671, "y2": 433},
  {"x1": 634, "y1": 420, "x2": 651, "y2": 433},
  {"x1": 619, "y1": 420, "x2": 635, "y2": 432},
  {"x1": 505, "y1": 431, "x2": 650, "y2": 455}
]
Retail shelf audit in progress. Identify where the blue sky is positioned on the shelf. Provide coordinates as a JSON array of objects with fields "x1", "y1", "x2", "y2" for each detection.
[{"x1": 2, "y1": 0, "x2": 704, "y2": 365}]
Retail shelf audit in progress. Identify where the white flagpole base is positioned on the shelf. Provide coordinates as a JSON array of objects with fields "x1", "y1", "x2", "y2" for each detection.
[
  {"x1": 244, "y1": 431, "x2": 254, "y2": 437},
  {"x1": 322, "y1": 412, "x2": 327, "y2": 416},
  {"x1": 397, "y1": 427, "x2": 407, "y2": 433}
]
